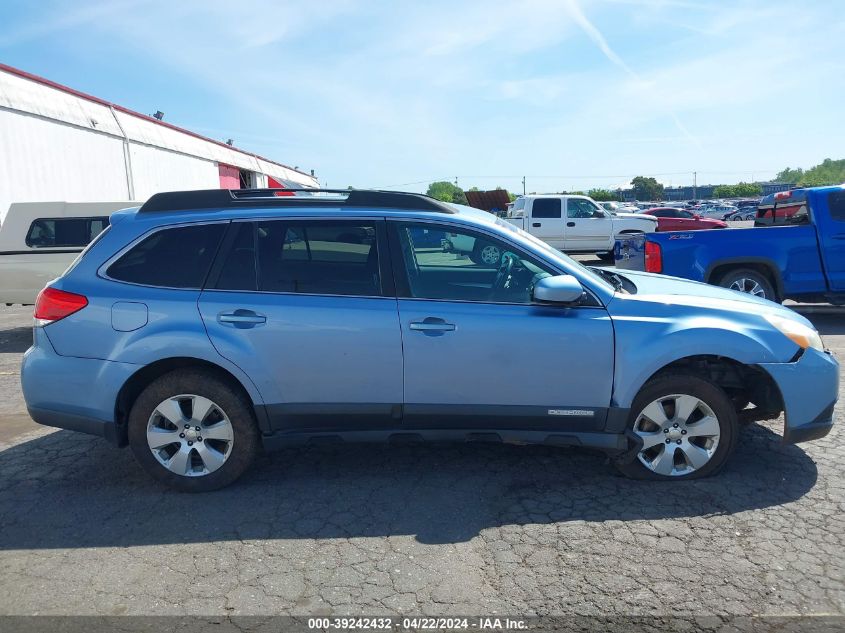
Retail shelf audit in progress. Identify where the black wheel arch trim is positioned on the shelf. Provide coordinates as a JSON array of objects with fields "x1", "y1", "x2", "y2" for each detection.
[{"x1": 704, "y1": 257, "x2": 784, "y2": 299}]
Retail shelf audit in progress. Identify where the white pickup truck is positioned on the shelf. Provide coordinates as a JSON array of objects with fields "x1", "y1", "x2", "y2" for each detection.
[
  {"x1": 0, "y1": 200, "x2": 138, "y2": 304},
  {"x1": 504, "y1": 195, "x2": 657, "y2": 259}
]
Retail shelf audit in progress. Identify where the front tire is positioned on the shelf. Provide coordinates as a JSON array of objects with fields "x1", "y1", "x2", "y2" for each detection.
[
  {"x1": 616, "y1": 375, "x2": 738, "y2": 480},
  {"x1": 128, "y1": 369, "x2": 259, "y2": 492}
]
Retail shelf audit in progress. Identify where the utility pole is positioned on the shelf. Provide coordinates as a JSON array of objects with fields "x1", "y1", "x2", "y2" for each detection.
[
  {"x1": 693, "y1": 171, "x2": 697, "y2": 200},
  {"x1": 522, "y1": 176, "x2": 526, "y2": 195},
  {"x1": 455, "y1": 176, "x2": 459, "y2": 188}
]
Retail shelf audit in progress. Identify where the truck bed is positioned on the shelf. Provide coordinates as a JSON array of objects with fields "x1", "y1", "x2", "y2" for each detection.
[{"x1": 614, "y1": 225, "x2": 830, "y2": 300}]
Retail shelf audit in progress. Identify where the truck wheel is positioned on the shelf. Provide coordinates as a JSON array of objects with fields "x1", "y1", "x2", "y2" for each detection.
[
  {"x1": 128, "y1": 369, "x2": 259, "y2": 492},
  {"x1": 616, "y1": 375, "x2": 738, "y2": 480},
  {"x1": 717, "y1": 269, "x2": 776, "y2": 301},
  {"x1": 471, "y1": 242, "x2": 502, "y2": 266}
]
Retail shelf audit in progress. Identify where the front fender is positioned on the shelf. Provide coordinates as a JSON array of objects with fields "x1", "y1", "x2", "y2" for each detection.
[{"x1": 609, "y1": 304, "x2": 798, "y2": 408}]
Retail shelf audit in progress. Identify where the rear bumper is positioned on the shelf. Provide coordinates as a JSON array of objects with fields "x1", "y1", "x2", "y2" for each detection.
[
  {"x1": 26, "y1": 405, "x2": 122, "y2": 444},
  {"x1": 757, "y1": 348, "x2": 839, "y2": 445},
  {"x1": 21, "y1": 328, "x2": 138, "y2": 446}
]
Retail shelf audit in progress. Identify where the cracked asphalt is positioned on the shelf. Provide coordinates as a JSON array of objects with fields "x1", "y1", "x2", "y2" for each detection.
[{"x1": 0, "y1": 304, "x2": 842, "y2": 617}]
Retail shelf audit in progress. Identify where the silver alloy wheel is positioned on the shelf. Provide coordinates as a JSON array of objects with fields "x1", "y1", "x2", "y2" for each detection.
[
  {"x1": 480, "y1": 244, "x2": 501, "y2": 266},
  {"x1": 633, "y1": 394, "x2": 721, "y2": 476},
  {"x1": 728, "y1": 277, "x2": 766, "y2": 297},
  {"x1": 146, "y1": 394, "x2": 234, "y2": 477}
]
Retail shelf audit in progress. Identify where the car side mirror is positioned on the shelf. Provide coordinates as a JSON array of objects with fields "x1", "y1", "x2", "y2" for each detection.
[
  {"x1": 592, "y1": 210, "x2": 607, "y2": 218},
  {"x1": 533, "y1": 275, "x2": 584, "y2": 304}
]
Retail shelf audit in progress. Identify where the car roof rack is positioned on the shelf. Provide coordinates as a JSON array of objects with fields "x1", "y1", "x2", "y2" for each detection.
[{"x1": 138, "y1": 188, "x2": 456, "y2": 214}]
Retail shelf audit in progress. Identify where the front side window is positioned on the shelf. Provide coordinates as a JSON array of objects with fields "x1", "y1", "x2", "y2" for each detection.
[
  {"x1": 567, "y1": 199, "x2": 601, "y2": 219},
  {"x1": 107, "y1": 223, "x2": 225, "y2": 288},
  {"x1": 254, "y1": 221, "x2": 381, "y2": 296},
  {"x1": 393, "y1": 222, "x2": 553, "y2": 304},
  {"x1": 26, "y1": 217, "x2": 110, "y2": 248}
]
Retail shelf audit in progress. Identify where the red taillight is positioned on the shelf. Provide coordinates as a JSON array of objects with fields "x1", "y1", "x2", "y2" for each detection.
[
  {"x1": 644, "y1": 241, "x2": 663, "y2": 273},
  {"x1": 34, "y1": 287, "x2": 88, "y2": 324}
]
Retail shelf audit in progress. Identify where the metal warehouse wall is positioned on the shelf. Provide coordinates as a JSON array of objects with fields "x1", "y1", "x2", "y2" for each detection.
[
  {"x1": 0, "y1": 65, "x2": 319, "y2": 220},
  {"x1": 127, "y1": 143, "x2": 220, "y2": 201},
  {"x1": 0, "y1": 108, "x2": 129, "y2": 219}
]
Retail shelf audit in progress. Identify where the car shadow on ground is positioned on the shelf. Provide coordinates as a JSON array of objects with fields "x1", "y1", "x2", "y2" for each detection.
[
  {"x1": 806, "y1": 313, "x2": 845, "y2": 336},
  {"x1": 0, "y1": 422, "x2": 816, "y2": 548},
  {"x1": 0, "y1": 327, "x2": 32, "y2": 354}
]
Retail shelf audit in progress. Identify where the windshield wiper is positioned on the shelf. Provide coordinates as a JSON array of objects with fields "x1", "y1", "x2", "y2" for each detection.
[{"x1": 589, "y1": 267, "x2": 627, "y2": 293}]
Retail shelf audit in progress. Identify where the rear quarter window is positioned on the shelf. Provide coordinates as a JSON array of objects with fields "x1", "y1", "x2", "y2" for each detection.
[{"x1": 106, "y1": 223, "x2": 226, "y2": 288}]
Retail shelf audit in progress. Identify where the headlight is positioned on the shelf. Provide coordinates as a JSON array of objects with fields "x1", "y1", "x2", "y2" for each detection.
[{"x1": 764, "y1": 314, "x2": 824, "y2": 352}]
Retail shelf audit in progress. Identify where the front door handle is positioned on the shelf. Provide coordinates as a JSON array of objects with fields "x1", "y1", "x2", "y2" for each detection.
[
  {"x1": 532, "y1": 222, "x2": 542, "y2": 227},
  {"x1": 567, "y1": 221, "x2": 576, "y2": 227},
  {"x1": 832, "y1": 234, "x2": 845, "y2": 241},
  {"x1": 218, "y1": 309, "x2": 266, "y2": 328},
  {"x1": 409, "y1": 317, "x2": 456, "y2": 335}
]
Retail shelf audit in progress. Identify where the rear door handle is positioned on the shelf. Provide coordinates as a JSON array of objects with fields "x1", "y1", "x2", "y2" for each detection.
[
  {"x1": 218, "y1": 310, "x2": 266, "y2": 328},
  {"x1": 832, "y1": 234, "x2": 845, "y2": 241},
  {"x1": 409, "y1": 317, "x2": 456, "y2": 335},
  {"x1": 532, "y1": 222, "x2": 542, "y2": 227},
  {"x1": 567, "y1": 221, "x2": 576, "y2": 227}
]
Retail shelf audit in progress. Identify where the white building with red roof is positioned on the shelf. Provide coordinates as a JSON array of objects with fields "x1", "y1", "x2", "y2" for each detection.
[{"x1": 0, "y1": 64, "x2": 319, "y2": 219}]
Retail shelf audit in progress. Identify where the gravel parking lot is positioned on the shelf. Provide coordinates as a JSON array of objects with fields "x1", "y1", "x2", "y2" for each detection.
[{"x1": 0, "y1": 304, "x2": 842, "y2": 618}]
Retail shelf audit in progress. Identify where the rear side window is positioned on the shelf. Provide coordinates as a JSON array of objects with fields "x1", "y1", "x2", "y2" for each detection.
[
  {"x1": 829, "y1": 191, "x2": 845, "y2": 221},
  {"x1": 215, "y1": 223, "x2": 257, "y2": 291},
  {"x1": 107, "y1": 223, "x2": 225, "y2": 288},
  {"x1": 532, "y1": 199, "x2": 562, "y2": 218},
  {"x1": 218, "y1": 221, "x2": 381, "y2": 296},
  {"x1": 26, "y1": 217, "x2": 109, "y2": 248}
]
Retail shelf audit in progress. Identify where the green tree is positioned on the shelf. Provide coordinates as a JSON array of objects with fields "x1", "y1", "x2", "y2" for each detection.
[
  {"x1": 775, "y1": 159, "x2": 845, "y2": 187},
  {"x1": 426, "y1": 181, "x2": 467, "y2": 205},
  {"x1": 774, "y1": 167, "x2": 803, "y2": 184},
  {"x1": 630, "y1": 176, "x2": 664, "y2": 201},
  {"x1": 712, "y1": 182, "x2": 762, "y2": 198},
  {"x1": 587, "y1": 188, "x2": 619, "y2": 202}
]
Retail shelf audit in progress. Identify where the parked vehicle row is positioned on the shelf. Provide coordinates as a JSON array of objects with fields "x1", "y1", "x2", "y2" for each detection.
[
  {"x1": 21, "y1": 188, "x2": 838, "y2": 491},
  {"x1": 614, "y1": 185, "x2": 845, "y2": 305}
]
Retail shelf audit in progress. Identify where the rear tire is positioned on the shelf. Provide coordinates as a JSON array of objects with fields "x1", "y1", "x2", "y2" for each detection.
[
  {"x1": 128, "y1": 369, "x2": 259, "y2": 492},
  {"x1": 717, "y1": 268, "x2": 776, "y2": 301},
  {"x1": 615, "y1": 375, "x2": 738, "y2": 480}
]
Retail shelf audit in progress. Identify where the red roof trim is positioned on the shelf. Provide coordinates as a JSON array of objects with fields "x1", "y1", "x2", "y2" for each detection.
[{"x1": 0, "y1": 62, "x2": 313, "y2": 179}]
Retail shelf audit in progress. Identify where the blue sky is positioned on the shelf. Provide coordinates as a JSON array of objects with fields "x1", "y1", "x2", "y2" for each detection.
[{"x1": 2, "y1": 0, "x2": 844, "y2": 194}]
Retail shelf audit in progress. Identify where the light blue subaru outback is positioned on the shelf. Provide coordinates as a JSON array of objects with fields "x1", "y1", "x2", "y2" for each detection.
[{"x1": 21, "y1": 189, "x2": 839, "y2": 491}]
